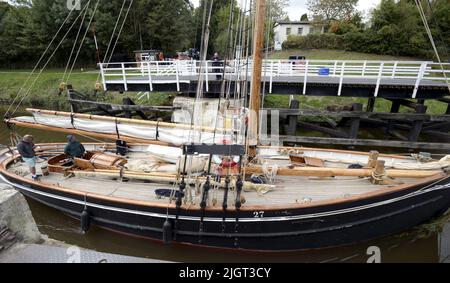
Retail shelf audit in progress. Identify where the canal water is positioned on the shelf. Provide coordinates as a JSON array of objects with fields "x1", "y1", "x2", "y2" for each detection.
[{"x1": 1, "y1": 105, "x2": 449, "y2": 263}]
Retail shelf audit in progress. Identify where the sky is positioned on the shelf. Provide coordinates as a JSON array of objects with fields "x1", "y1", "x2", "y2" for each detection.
[{"x1": 190, "y1": 0, "x2": 382, "y2": 21}]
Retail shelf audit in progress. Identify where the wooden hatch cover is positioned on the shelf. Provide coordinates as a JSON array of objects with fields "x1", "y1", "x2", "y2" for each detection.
[
  {"x1": 85, "y1": 152, "x2": 127, "y2": 170},
  {"x1": 289, "y1": 154, "x2": 325, "y2": 167},
  {"x1": 48, "y1": 152, "x2": 128, "y2": 172}
]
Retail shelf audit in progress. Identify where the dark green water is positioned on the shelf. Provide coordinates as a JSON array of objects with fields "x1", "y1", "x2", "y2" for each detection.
[{"x1": 1, "y1": 105, "x2": 449, "y2": 263}]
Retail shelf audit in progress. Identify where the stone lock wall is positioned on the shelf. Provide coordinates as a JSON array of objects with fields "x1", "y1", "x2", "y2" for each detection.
[{"x1": 0, "y1": 184, "x2": 42, "y2": 243}]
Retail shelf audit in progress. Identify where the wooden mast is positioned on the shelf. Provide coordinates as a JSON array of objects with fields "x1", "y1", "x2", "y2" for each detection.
[{"x1": 248, "y1": 0, "x2": 266, "y2": 157}]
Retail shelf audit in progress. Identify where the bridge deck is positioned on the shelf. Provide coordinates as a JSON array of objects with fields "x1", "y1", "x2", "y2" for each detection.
[
  {"x1": 107, "y1": 74, "x2": 448, "y2": 87},
  {"x1": 100, "y1": 60, "x2": 450, "y2": 99},
  {"x1": 104, "y1": 75, "x2": 449, "y2": 99}
]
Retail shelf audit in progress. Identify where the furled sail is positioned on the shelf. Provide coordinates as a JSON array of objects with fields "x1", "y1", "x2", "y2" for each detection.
[{"x1": 7, "y1": 109, "x2": 245, "y2": 146}]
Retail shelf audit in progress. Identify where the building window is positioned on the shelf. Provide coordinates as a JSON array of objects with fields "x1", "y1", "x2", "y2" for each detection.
[
  {"x1": 297, "y1": 28, "x2": 303, "y2": 35},
  {"x1": 286, "y1": 28, "x2": 291, "y2": 36},
  {"x1": 309, "y1": 27, "x2": 315, "y2": 34}
]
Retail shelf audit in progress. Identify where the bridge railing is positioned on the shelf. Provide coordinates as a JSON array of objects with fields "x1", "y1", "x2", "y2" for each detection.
[{"x1": 99, "y1": 60, "x2": 450, "y2": 97}]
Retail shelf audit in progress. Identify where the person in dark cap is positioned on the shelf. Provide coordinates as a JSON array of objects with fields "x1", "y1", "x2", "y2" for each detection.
[
  {"x1": 64, "y1": 135, "x2": 86, "y2": 158},
  {"x1": 17, "y1": 135, "x2": 41, "y2": 180}
]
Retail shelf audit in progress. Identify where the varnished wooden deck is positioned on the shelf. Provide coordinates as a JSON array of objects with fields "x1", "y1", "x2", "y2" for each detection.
[
  {"x1": 4, "y1": 143, "x2": 428, "y2": 208},
  {"x1": 9, "y1": 160, "x2": 416, "y2": 208}
]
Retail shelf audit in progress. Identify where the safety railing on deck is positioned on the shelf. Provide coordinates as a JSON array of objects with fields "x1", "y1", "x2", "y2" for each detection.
[{"x1": 99, "y1": 60, "x2": 450, "y2": 98}]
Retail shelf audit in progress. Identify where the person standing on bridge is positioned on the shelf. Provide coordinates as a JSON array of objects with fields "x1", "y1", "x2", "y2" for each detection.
[
  {"x1": 212, "y1": 52, "x2": 223, "y2": 80},
  {"x1": 17, "y1": 135, "x2": 41, "y2": 181}
]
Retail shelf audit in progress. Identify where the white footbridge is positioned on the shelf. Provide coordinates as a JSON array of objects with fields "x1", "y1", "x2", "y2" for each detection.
[{"x1": 99, "y1": 59, "x2": 450, "y2": 99}]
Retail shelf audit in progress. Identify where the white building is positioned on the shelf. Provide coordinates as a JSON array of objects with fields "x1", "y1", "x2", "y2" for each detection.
[{"x1": 273, "y1": 21, "x2": 325, "y2": 51}]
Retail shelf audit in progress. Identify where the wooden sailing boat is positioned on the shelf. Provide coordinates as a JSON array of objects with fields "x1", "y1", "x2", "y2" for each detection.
[{"x1": 1, "y1": 0, "x2": 450, "y2": 251}]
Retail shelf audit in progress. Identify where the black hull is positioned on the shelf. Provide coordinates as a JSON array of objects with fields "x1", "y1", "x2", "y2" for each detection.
[{"x1": 1, "y1": 173, "x2": 450, "y2": 252}]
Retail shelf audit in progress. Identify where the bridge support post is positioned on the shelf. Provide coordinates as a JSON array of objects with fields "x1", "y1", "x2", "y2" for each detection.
[
  {"x1": 286, "y1": 99, "x2": 299, "y2": 135},
  {"x1": 386, "y1": 100, "x2": 401, "y2": 136},
  {"x1": 367, "y1": 98, "x2": 376, "y2": 112},
  {"x1": 348, "y1": 103, "x2": 363, "y2": 139},
  {"x1": 122, "y1": 98, "x2": 133, "y2": 119},
  {"x1": 408, "y1": 103, "x2": 427, "y2": 142},
  {"x1": 67, "y1": 86, "x2": 79, "y2": 113}
]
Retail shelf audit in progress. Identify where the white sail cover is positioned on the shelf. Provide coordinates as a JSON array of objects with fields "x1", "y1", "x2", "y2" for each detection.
[
  {"x1": 14, "y1": 113, "x2": 245, "y2": 146},
  {"x1": 258, "y1": 147, "x2": 450, "y2": 170}
]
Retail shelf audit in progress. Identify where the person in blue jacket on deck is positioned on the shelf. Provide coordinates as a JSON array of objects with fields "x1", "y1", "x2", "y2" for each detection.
[{"x1": 64, "y1": 135, "x2": 86, "y2": 159}]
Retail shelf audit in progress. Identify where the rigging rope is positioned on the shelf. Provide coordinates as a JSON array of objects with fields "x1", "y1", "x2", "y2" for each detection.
[
  {"x1": 62, "y1": 0, "x2": 92, "y2": 85},
  {"x1": 425, "y1": 0, "x2": 449, "y2": 59},
  {"x1": 95, "y1": 0, "x2": 128, "y2": 83},
  {"x1": 9, "y1": 3, "x2": 91, "y2": 117},
  {"x1": 4, "y1": 5, "x2": 79, "y2": 118},
  {"x1": 189, "y1": 0, "x2": 214, "y2": 144},
  {"x1": 261, "y1": 0, "x2": 272, "y2": 111},
  {"x1": 213, "y1": 0, "x2": 236, "y2": 142},
  {"x1": 232, "y1": 0, "x2": 245, "y2": 103},
  {"x1": 101, "y1": 0, "x2": 127, "y2": 64},
  {"x1": 415, "y1": 0, "x2": 450, "y2": 94},
  {"x1": 67, "y1": 0, "x2": 101, "y2": 84},
  {"x1": 239, "y1": 0, "x2": 250, "y2": 109},
  {"x1": 105, "y1": 0, "x2": 134, "y2": 65},
  {"x1": 168, "y1": 0, "x2": 214, "y2": 216},
  {"x1": 192, "y1": 0, "x2": 201, "y2": 52},
  {"x1": 243, "y1": 0, "x2": 255, "y2": 163}
]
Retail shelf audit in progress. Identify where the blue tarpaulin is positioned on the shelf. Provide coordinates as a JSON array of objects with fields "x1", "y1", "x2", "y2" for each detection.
[{"x1": 319, "y1": 67, "x2": 330, "y2": 76}]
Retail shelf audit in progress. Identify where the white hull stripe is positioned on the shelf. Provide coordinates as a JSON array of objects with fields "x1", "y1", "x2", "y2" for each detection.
[{"x1": 1, "y1": 173, "x2": 449, "y2": 223}]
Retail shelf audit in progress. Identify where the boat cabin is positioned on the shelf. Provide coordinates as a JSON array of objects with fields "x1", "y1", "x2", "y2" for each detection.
[{"x1": 134, "y1": 49, "x2": 164, "y2": 62}]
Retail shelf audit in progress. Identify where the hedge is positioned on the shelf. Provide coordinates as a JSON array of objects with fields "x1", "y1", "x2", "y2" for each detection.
[{"x1": 282, "y1": 32, "x2": 434, "y2": 59}]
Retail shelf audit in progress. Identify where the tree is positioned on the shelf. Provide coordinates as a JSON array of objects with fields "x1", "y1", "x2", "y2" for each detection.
[
  {"x1": 0, "y1": 1, "x2": 10, "y2": 20},
  {"x1": 300, "y1": 13, "x2": 309, "y2": 22},
  {"x1": 191, "y1": 0, "x2": 290, "y2": 56},
  {"x1": 428, "y1": 0, "x2": 450, "y2": 58},
  {"x1": 369, "y1": 0, "x2": 429, "y2": 56},
  {"x1": 307, "y1": 0, "x2": 358, "y2": 24},
  {"x1": 192, "y1": 0, "x2": 230, "y2": 55},
  {"x1": 266, "y1": 0, "x2": 290, "y2": 49},
  {"x1": 0, "y1": 3, "x2": 33, "y2": 67},
  {"x1": 141, "y1": 0, "x2": 194, "y2": 55},
  {"x1": 212, "y1": 2, "x2": 241, "y2": 56},
  {"x1": 329, "y1": 12, "x2": 364, "y2": 34},
  {"x1": 267, "y1": 0, "x2": 290, "y2": 22},
  {"x1": 0, "y1": 0, "x2": 196, "y2": 67}
]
